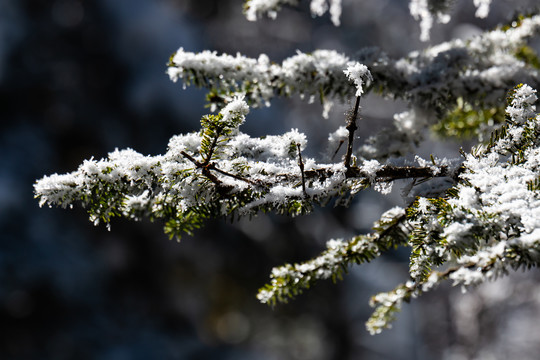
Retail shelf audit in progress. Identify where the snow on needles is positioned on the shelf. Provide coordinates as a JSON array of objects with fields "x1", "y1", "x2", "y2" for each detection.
[
  {"x1": 220, "y1": 94, "x2": 249, "y2": 125},
  {"x1": 168, "y1": 47, "x2": 366, "y2": 117},
  {"x1": 169, "y1": 14, "x2": 540, "y2": 158}
]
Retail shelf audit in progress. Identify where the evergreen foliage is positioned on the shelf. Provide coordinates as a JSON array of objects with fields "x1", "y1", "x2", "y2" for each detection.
[{"x1": 35, "y1": 0, "x2": 540, "y2": 334}]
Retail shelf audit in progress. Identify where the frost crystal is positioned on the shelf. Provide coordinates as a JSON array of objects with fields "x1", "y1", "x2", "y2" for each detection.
[{"x1": 344, "y1": 63, "x2": 372, "y2": 97}]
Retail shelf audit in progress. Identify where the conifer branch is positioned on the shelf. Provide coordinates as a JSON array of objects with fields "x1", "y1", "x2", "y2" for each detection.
[
  {"x1": 258, "y1": 208, "x2": 409, "y2": 306},
  {"x1": 34, "y1": 0, "x2": 540, "y2": 339}
]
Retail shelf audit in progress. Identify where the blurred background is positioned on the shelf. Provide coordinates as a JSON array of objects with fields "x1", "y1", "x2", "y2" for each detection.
[{"x1": 2, "y1": 0, "x2": 540, "y2": 359}]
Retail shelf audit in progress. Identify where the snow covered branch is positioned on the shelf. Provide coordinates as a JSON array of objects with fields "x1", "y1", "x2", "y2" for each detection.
[
  {"x1": 256, "y1": 84, "x2": 540, "y2": 333},
  {"x1": 168, "y1": 15, "x2": 540, "y2": 158},
  {"x1": 34, "y1": 95, "x2": 459, "y2": 240},
  {"x1": 34, "y1": 0, "x2": 540, "y2": 336}
]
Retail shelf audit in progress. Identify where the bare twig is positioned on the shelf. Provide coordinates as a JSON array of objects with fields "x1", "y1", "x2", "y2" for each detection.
[
  {"x1": 344, "y1": 96, "x2": 361, "y2": 173},
  {"x1": 181, "y1": 150, "x2": 264, "y2": 190},
  {"x1": 180, "y1": 150, "x2": 201, "y2": 166},
  {"x1": 331, "y1": 140, "x2": 345, "y2": 160},
  {"x1": 297, "y1": 143, "x2": 307, "y2": 197},
  {"x1": 181, "y1": 151, "x2": 228, "y2": 191},
  {"x1": 207, "y1": 163, "x2": 265, "y2": 187}
]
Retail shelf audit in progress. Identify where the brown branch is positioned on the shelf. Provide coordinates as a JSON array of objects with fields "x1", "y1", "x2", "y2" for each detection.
[
  {"x1": 297, "y1": 143, "x2": 307, "y2": 197},
  {"x1": 181, "y1": 151, "x2": 231, "y2": 194},
  {"x1": 180, "y1": 150, "x2": 202, "y2": 167},
  {"x1": 305, "y1": 164, "x2": 463, "y2": 182},
  {"x1": 332, "y1": 140, "x2": 344, "y2": 160},
  {"x1": 207, "y1": 163, "x2": 264, "y2": 187},
  {"x1": 181, "y1": 150, "x2": 264, "y2": 190},
  {"x1": 183, "y1": 148, "x2": 464, "y2": 197},
  {"x1": 373, "y1": 165, "x2": 454, "y2": 181},
  {"x1": 344, "y1": 96, "x2": 361, "y2": 173}
]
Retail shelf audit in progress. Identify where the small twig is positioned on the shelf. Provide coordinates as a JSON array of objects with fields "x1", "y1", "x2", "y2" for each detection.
[
  {"x1": 297, "y1": 143, "x2": 307, "y2": 197},
  {"x1": 180, "y1": 150, "x2": 202, "y2": 167},
  {"x1": 207, "y1": 163, "x2": 265, "y2": 187},
  {"x1": 344, "y1": 96, "x2": 361, "y2": 173},
  {"x1": 182, "y1": 149, "x2": 222, "y2": 183},
  {"x1": 181, "y1": 151, "x2": 230, "y2": 193},
  {"x1": 331, "y1": 140, "x2": 345, "y2": 160},
  {"x1": 181, "y1": 150, "x2": 264, "y2": 190}
]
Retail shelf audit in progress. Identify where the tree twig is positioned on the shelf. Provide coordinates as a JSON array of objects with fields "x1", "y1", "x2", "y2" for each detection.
[
  {"x1": 207, "y1": 163, "x2": 265, "y2": 187},
  {"x1": 332, "y1": 140, "x2": 345, "y2": 160},
  {"x1": 181, "y1": 150, "x2": 265, "y2": 190},
  {"x1": 344, "y1": 96, "x2": 361, "y2": 173},
  {"x1": 181, "y1": 151, "x2": 231, "y2": 194},
  {"x1": 297, "y1": 143, "x2": 307, "y2": 197}
]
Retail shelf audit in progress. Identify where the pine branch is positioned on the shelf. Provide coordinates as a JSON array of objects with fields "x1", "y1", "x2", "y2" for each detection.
[
  {"x1": 258, "y1": 208, "x2": 409, "y2": 306},
  {"x1": 35, "y1": 5, "x2": 540, "y2": 338},
  {"x1": 169, "y1": 15, "x2": 540, "y2": 119}
]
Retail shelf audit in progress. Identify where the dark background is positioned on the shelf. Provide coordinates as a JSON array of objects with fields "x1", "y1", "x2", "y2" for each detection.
[{"x1": 2, "y1": 0, "x2": 540, "y2": 359}]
